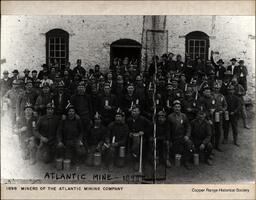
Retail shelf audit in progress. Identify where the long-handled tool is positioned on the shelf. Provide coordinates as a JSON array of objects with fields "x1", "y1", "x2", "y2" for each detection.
[{"x1": 138, "y1": 134, "x2": 143, "y2": 174}]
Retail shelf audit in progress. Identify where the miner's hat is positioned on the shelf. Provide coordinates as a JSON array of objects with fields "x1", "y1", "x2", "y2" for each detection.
[
  {"x1": 173, "y1": 100, "x2": 181, "y2": 106},
  {"x1": 24, "y1": 102, "x2": 33, "y2": 110},
  {"x1": 217, "y1": 59, "x2": 224, "y2": 64}
]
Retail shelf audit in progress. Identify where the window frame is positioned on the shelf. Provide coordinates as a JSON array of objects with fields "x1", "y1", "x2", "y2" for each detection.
[
  {"x1": 185, "y1": 31, "x2": 210, "y2": 62},
  {"x1": 46, "y1": 29, "x2": 69, "y2": 69}
]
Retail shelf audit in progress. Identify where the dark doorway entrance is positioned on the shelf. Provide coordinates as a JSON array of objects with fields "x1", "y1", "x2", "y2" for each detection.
[{"x1": 110, "y1": 39, "x2": 142, "y2": 67}]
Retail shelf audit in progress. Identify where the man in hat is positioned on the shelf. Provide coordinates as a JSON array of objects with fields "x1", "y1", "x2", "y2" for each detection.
[
  {"x1": 220, "y1": 71, "x2": 233, "y2": 96},
  {"x1": 15, "y1": 102, "x2": 37, "y2": 164},
  {"x1": 134, "y1": 75, "x2": 146, "y2": 101},
  {"x1": 169, "y1": 78, "x2": 184, "y2": 102},
  {"x1": 94, "y1": 64, "x2": 103, "y2": 80},
  {"x1": 104, "y1": 109, "x2": 129, "y2": 170},
  {"x1": 22, "y1": 68, "x2": 32, "y2": 84},
  {"x1": 168, "y1": 100, "x2": 193, "y2": 170},
  {"x1": 181, "y1": 85, "x2": 198, "y2": 121},
  {"x1": 0, "y1": 70, "x2": 12, "y2": 96},
  {"x1": 191, "y1": 108, "x2": 213, "y2": 165},
  {"x1": 121, "y1": 83, "x2": 141, "y2": 117},
  {"x1": 34, "y1": 103, "x2": 60, "y2": 163},
  {"x1": 210, "y1": 51, "x2": 226, "y2": 80},
  {"x1": 3, "y1": 79, "x2": 24, "y2": 127},
  {"x1": 62, "y1": 62, "x2": 74, "y2": 80},
  {"x1": 52, "y1": 82, "x2": 70, "y2": 116},
  {"x1": 112, "y1": 75, "x2": 125, "y2": 106},
  {"x1": 227, "y1": 58, "x2": 237, "y2": 76},
  {"x1": 35, "y1": 83, "x2": 53, "y2": 116},
  {"x1": 212, "y1": 82, "x2": 227, "y2": 151},
  {"x1": 148, "y1": 110, "x2": 172, "y2": 167},
  {"x1": 38, "y1": 64, "x2": 49, "y2": 80},
  {"x1": 10, "y1": 69, "x2": 19, "y2": 83},
  {"x1": 70, "y1": 82, "x2": 93, "y2": 135},
  {"x1": 97, "y1": 82, "x2": 118, "y2": 126},
  {"x1": 232, "y1": 77, "x2": 250, "y2": 129},
  {"x1": 73, "y1": 59, "x2": 86, "y2": 77},
  {"x1": 233, "y1": 60, "x2": 248, "y2": 91},
  {"x1": 40, "y1": 72, "x2": 53, "y2": 88},
  {"x1": 184, "y1": 54, "x2": 195, "y2": 83},
  {"x1": 31, "y1": 70, "x2": 40, "y2": 86},
  {"x1": 223, "y1": 85, "x2": 241, "y2": 146},
  {"x1": 87, "y1": 112, "x2": 108, "y2": 161},
  {"x1": 167, "y1": 52, "x2": 177, "y2": 73},
  {"x1": 127, "y1": 105, "x2": 153, "y2": 171},
  {"x1": 16, "y1": 79, "x2": 38, "y2": 120},
  {"x1": 175, "y1": 54, "x2": 185, "y2": 73},
  {"x1": 57, "y1": 104, "x2": 86, "y2": 164}
]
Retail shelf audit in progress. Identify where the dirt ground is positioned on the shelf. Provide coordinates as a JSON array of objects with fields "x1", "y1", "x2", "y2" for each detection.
[{"x1": 1, "y1": 106, "x2": 255, "y2": 184}]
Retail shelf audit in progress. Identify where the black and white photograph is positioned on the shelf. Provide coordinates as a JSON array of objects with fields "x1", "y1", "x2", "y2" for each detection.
[{"x1": 1, "y1": 15, "x2": 255, "y2": 186}]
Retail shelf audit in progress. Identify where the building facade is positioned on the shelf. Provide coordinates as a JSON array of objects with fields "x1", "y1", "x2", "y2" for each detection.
[{"x1": 1, "y1": 15, "x2": 255, "y2": 97}]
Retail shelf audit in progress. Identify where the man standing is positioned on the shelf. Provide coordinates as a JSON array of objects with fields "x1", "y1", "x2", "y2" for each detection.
[
  {"x1": 234, "y1": 60, "x2": 248, "y2": 92},
  {"x1": 227, "y1": 58, "x2": 237, "y2": 76},
  {"x1": 223, "y1": 85, "x2": 241, "y2": 146},
  {"x1": 97, "y1": 82, "x2": 118, "y2": 126},
  {"x1": 73, "y1": 59, "x2": 86, "y2": 77},
  {"x1": 0, "y1": 70, "x2": 12, "y2": 97},
  {"x1": 70, "y1": 82, "x2": 93, "y2": 136},
  {"x1": 35, "y1": 83, "x2": 53, "y2": 116},
  {"x1": 168, "y1": 100, "x2": 193, "y2": 169}
]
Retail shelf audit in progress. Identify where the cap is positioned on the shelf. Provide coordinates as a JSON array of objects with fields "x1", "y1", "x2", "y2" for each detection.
[
  {"x1": 3, "y1": 70, "x2": 9, "y2": 74},
  {"x1": 238, "y1": 60, "x2": 244, "y2": 64},
  {"x1": 115, "y1": 108, "x2": 125, "y2": 116},
  {"x1": 25, "y1": 79, "x2": 33, "y2": 85},
  {"x1": 12, "y1": 69, "x2": 19, "y2": 74},
  {"x1": 46, "y1": 102, "x2": 54, "y2": 109},
  {"x1": 213, "y1": 82, "x2": 221, "y2": 88},
  {"x1": 42, "y1": 82, "x2": 50, "y2": 88},
  {"x1": 24, "y1": 102, "x2": 33, "y2": 110},
  {"x1": 94, "y1": 111, "x2": 102, "y2": 119},
  {"x1": 202, "y1": 85, "x2": 211, "y2": 91},
  {"x1": 57, "y1": 81, "x2": 65, "y2": 88},
  {"x1": 230, "y1": 58, "x2": 237, "y2": 62},
  {"x1": 227, "y1": 85, "x2": 235, "y2": 90},
  {"x1": 173, "y1": 100, "x2": 181, "y2": 106},
  {"x1": 217, "y1": 59, "x2": 224, "y2": 64},
  {"x1": 157, "y1": 110, "x2": 166, "y2": 116},
  {"x1": 66, "y1": 104, "x2": 75, "y2": 111},
  {"x1": 32, "y1": 70, "x2": 37, "y2": 73},
  {"x1": 23, "y1": 69, "x2": 30, "y2": 73}
]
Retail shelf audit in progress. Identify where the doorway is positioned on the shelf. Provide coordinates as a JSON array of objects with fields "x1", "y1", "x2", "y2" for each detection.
[{"x1": 110, "y1": 39, "x2": 142, "y2": 67}]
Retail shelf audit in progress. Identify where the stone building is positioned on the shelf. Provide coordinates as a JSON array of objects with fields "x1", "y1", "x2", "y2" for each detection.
[{"x1": 1, "y1": 15, "x2": 255, "y2": 98}]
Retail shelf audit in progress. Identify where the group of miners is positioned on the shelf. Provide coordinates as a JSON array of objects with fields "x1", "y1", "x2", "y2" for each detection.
[{"x1": 0, "y1": 50, "x2": 250, "y2": 171}]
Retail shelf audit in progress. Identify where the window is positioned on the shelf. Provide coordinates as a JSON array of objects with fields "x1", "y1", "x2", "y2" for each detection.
[
  {"x1": 46, "y1": 29, "x2": 69, "y2": 70},
  {"x1": 185, "y1": 31, "x2": 209, "y2": 62}
]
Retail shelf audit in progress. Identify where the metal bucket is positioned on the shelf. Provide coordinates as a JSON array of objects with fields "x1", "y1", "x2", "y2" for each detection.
[
  {"x1": 175, "y1": 154, "x2": 181, "y2": 167},
  {"x1": 55, "y1": 158, "x2": 63, "y2": 170},
  {"x1": 193, "y1": 154, "x2": 199, "y2": 165},
  {"x1": 225, "y1": 111, "x2": 229, "y2": 121},
  {"x1": 119, "y1": 146, "x2": 126, "y2": 158},
  {"x1": 63, "y1": 159, "x2": 71, "y2": 170},
  {"x1": 86, "y1": 152, "x2": 94, "y2": 166},
  {"x1": 215, "y1": 112, "x2": 220, "y2": 122},
  {"x1": 93, "y1": 152, "x2": 102, "y2": 166}
]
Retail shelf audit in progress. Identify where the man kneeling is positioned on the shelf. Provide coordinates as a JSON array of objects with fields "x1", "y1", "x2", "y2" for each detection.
[{"x1": 191, "y1": 108, "x2": 213, "y2": 165}]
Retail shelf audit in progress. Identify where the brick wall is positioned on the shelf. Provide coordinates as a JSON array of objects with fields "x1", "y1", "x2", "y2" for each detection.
[{"x1": 1, "y1": 15, "x2": 254, "y2": 99}]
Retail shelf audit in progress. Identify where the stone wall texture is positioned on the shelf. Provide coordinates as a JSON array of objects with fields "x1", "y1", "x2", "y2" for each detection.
[{"x1": 1, "y1": 15, "x2": 255, "y2": 99}]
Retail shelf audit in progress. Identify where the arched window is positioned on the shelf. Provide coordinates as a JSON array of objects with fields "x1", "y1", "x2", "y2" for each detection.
[
  {"x1": 46, "y1": 29, "x2": 69, "y2": 70},
  {"x1": 185, "y1": 31, "x2": 209, "y2": 62},
  {"x1": 110, "y1": 39, "x2": 142, "y2": 66}
]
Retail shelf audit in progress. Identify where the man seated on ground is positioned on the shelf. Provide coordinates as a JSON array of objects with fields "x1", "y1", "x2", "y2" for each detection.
[
  {"x1": 168, "y1": 100, "x2": 194, "y2": 170},
  {"x1": 104, "y1": 109, "x2": 129, "y2": 171},
  {"x1": 34, "y1": 103, "x2": 60, "y2": 163},
  {"x1": 191, "y1": 108, "x2": 213, "y2": 165},
  {"x1": 57, "y1": 104, "x2": 86, "y2": 164},
  {"x1": 15, "y1": 102, "x2": 37, "y2": 165}
]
